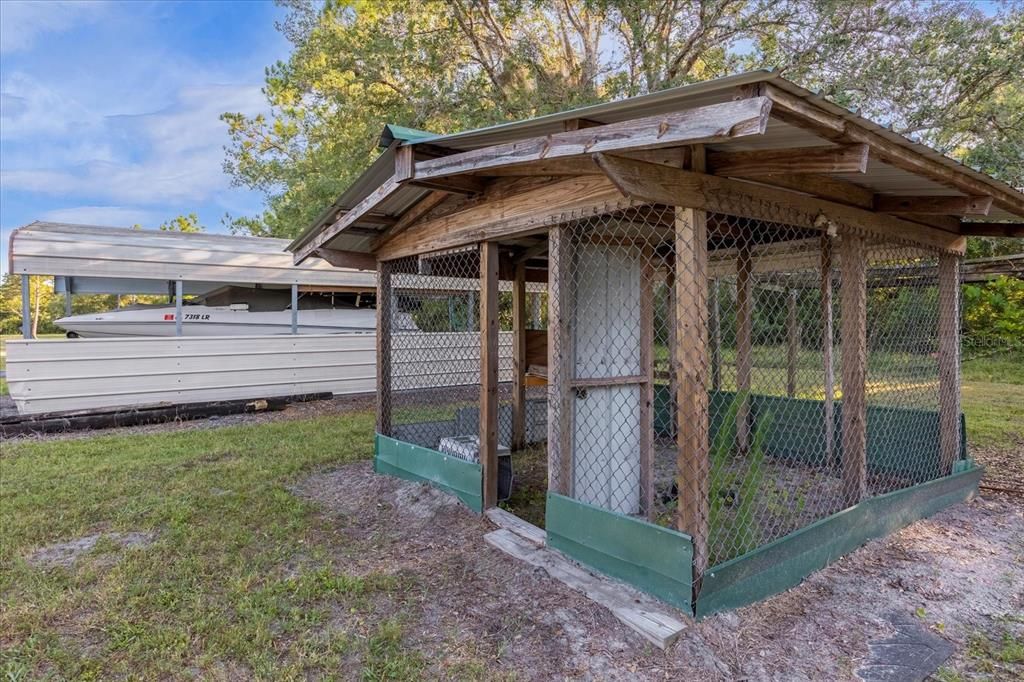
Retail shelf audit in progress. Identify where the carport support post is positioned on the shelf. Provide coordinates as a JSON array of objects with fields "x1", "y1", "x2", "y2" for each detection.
[
  {"x1": 480, "y1": 241, "x2": 500, "y2": 509},
  {"x1": 291, "y1": 284, "x2": 299, "y2": 334},
  {"x1": 937, "y1": 252, "x2": 962, "y2": 474},
  {"x1": 174, "y1": 280, "x2": 184, "y2": 337},
  {"x1": 839, "y1": 232, "x2": 867, "y2": 506},
  {"x1": 21, "y1": 274, "x2": 32, "y2": 339},
  {"x1": 511, "y1": 260, "x2": 527, "y2": 450},
  {"x1": 65, "y1": 277, "x2": 73, "y2": 317}
]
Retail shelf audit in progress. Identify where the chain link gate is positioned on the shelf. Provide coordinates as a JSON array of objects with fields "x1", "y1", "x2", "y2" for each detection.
[{"x1": 542, "y1": 201, "x2": 961, "y2": 590}]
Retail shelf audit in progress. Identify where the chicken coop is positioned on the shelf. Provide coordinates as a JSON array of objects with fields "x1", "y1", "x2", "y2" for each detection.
[{"x1": 289, "y1": 71, "x2": 1023, "y2": 617}]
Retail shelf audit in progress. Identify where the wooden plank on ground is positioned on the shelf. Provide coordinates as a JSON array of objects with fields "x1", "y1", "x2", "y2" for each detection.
[
  {"x1": 484, "y1": 507, "x2": 546, "y2": 546},
  {"x1": 484, "y1": 529, "x2": 688, "y2": 649}
]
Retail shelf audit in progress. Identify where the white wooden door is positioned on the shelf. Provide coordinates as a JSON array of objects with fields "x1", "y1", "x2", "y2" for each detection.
[{"x1": 572, "y1": 243, "x2": 642, "y2": 514}]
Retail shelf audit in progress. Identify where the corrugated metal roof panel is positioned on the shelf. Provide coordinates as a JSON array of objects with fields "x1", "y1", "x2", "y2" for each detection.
[{"x1": 10, "y1": 222, "x2": 377, "y2": 292}]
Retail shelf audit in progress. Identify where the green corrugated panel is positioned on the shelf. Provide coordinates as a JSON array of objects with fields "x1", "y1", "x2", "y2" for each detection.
[
  {"x1": 546, "y1": 493, "x2": 694, "y2": 612},
  {"x1": 695, "y1": 465, "x2": 982, "y2": 617},
  {"x1": 374, "y1": 434, "x2": 482, "y2": 512}
]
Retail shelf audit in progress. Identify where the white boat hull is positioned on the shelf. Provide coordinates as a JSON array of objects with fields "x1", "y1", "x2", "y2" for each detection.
[{"x1": 55, "y1": 305, "x2": 377, "y2": 338}]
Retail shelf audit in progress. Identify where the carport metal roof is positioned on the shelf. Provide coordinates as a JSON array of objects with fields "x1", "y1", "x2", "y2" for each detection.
[{"x1": 9, "y1": 222, "x2": 376, "y2": 295}]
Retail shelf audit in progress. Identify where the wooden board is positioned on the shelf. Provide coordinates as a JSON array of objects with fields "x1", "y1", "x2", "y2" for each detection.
[
  {"x1": 484, "y1": 528, "x2": 689, "y2": 649},
  {"x1": 484, "y1": 507, "x2": 546, "y2": 546},
  {"x1": 480, "y1": 242, "x2": 500, "y2": 509},
  {"x1": 595, "y1": 154, "x2": 967, "y2": 254},
  {"x1": 937, "y1": 253, "x2": 962, "y2": 474},
  {"x1": 412, "y1": 97, "x2": 772, "y2": 180},
  {"x1": 839, "y1": 233, "x2": 867, "y2": 505}
]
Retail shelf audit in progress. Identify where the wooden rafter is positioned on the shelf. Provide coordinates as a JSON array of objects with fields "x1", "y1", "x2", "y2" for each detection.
[
  {"x1": 707, "y1": 143, "x2": 868, "y2": 177},
  {"x1": 311, "y1": 248, "x2": 377, "y2": 271},
  {"x1": 959, "y1": 222, "x2": 1024, "y2": 237},
  {"x1": 874, "y1": 195, "x2": 993, "y2": 216},
  {"x1": 594, "y1": 153, "x2": 966, "y2": 253},
  {"x1": 762, "y1": 83, "x2": 1024, "y2": 218}
]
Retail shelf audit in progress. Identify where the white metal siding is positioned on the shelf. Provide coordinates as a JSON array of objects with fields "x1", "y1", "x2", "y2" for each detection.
[{"x1": 6, "y1": 332, "x2": 515, "y2": 415}]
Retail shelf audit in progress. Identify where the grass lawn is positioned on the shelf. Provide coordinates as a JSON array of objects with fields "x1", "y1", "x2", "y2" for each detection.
[
  {"x1": 0, "y1": 411, "x2": 427, "y2": 680},
  {"x1": 1, "y1": 348, "x2": 1020, "y2": 678}
]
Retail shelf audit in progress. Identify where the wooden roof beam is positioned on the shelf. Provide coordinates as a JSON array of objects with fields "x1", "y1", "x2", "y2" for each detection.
[
  {"x1": 707, "y1": 144, "x2": 868, "y2": 177},
  {"x1": 594, "y1": 153, "x2": 965, "y2": 254},
  {"x1": 959, "y1": 222, "x2": 1024, "y2": 237},
  {"x1": 311, "y1": 248, "x2": 378, "y2": 271},
  {"x1": 874, "y1": 195, "x2": 993, "y2": 216},
  {"x1": 409, "y1": 96, "x2": 772, "y2": 182},
  {"x1": 762, "y1": 83, "x2": 1024, "y2": 218}
]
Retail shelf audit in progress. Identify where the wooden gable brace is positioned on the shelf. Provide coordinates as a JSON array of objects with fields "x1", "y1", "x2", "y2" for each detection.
[
  {"x1": 376, "y1": 173, "x2": 624, "y2": 261},
  {"x1": 595, "y1": 153, "x2": 966, "y2": 254}
]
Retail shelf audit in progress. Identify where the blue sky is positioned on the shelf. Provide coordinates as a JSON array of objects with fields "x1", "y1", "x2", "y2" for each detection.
[{"x1": 0, "y1": 0, "x2": 291, "y2": 270}]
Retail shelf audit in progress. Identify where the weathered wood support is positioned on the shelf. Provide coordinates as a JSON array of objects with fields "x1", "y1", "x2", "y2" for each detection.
[
  {"x1": 480, "y1": 242, "x2": 500, "y2": 509},
  {"x1": 376, "y1": 260, "x2": 393, "y2": 436},
  {"x1": 511, "y1": 260, "x2": 527, "y2": 451},
  {"x1": 786, "y1": 289, "x2": 800, "y2": 398},
  {"x1": 673, "y1": 196, "x2": 710, "y2": 577},
  {"x1": 821, "y1": 236, "x2": 836, "y2": 465},
  {"x1": 709, "y1": 279, "x2": 722, "y2": 392},
  {"x1": 937, "y1": 252, "x2": 962, "y2": 474},
  {"x1": 839, "y1": 233, "x2": 867, "y2": 506},
  {"x1": 547, "y1": 227, "x2": 572, "y2": 496},
  {"x1": 639, "y1": 252, "x2": 655, "y2": 520},
  {"x1": 735, "y1": 241, "x2": 753, "y2": 453}
]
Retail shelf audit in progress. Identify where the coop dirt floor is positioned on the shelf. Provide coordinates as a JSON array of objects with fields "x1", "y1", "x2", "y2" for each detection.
[{"x1": 295, "y1": 461, "x2": 1023, "y2": 681}]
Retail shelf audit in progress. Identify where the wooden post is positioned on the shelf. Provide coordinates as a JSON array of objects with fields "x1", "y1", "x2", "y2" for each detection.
[
  {"x1": 376, "y1": 260, "x2": 393, "y2": 437},
  {"x1": 480, "y1": 241, "x2": 500, "y2": 509},
  {"x1": 735, "y1": 242, "x2": 753, "y2": 453},
  {"x1": 174, "y1": 280, "x2": 184, "y2": 337},
  {"x1": 937, "y1": 252, "x2": 962, "y2": 474},
  {"x1": 821, "y1": 236, "x2": 836, "y2": 466},
  {"x1": 21, "y1": 274, "x2": 31, "y2": 339},
  {"x1": 710, "y1": 279, "x2": 721, "y2": 392},
  {"x1": 839, "y1": 233, "x2": 867, "y2": 506},
  {"x1": 786, "y1": 289, "x2": 800, "y2": 398},
  {"x1": 547, "y1": 227, "x2": 573, "y2": 496},
  {"x1": 673, "y1": 204, "x2": 710, "y2": 576},
  {"x1": 511, "y1": 260, "x2": 527, "y2": 450},
  {"x1": 639, "y1": 252, "x2": 655, "y2": 519}
]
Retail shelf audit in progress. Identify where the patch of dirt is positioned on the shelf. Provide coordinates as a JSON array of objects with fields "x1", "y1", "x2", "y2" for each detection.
[
  {"x1": 27, "y1": 531, "x2": 155, "y2": 569},
  {"x1": 972, "y1": 439, "x2": 1024, "y2": 494},
  {"x1": 4, "y1": 393, "x2": 376, "y2": 443},
  {"x1": 295, "y1": 462, "x2": 1024, "y2": 680}
]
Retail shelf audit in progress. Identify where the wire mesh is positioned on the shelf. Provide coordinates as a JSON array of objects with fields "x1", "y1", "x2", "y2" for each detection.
[
  {"x1": 544, "y1": 205, "x2": 961, "y2": 576},
  {"x1": 377, "y1": 198, "x2": 963, "y2": 589}
]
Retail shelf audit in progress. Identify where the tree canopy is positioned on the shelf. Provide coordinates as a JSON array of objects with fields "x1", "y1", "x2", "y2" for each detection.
[{"x1": 221, "y1": 0, "x2": 1024, "y2": 240}]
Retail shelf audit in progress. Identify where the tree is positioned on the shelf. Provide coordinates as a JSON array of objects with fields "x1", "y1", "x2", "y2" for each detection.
[
  {"x1": 222, "y1": 0, "x2": 1024, "y2": 239},
  {"x1": 0, "y1": 274, "x2": 56, "y2": 336},
  {"x1": 159, "y1": 213, "x2": 205, "y2": 233}
]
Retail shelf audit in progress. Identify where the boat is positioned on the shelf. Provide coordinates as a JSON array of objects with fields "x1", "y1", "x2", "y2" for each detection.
[{"x1": 55, "y1": 286, "x2": 378, "y2": 338}]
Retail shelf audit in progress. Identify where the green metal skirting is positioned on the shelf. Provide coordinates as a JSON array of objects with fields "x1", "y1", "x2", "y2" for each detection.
[
  {"x1": 374, "y1": 434, "x2": 483, "y2": 512},
  {"x1": 694, "y1": 465, "x2": 983, "y2": 618},
  {"x1": 546, "y1": 492, "x2": 695, "y2": 612}
]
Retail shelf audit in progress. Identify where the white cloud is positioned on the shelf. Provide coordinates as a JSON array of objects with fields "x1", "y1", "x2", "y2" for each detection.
[
  {"x1": 0, "y1": 1, "x2": 107, "y2": 54},
  {"x1": 38, "y1": 205, "x2": 163, "y2": 228},
  {"x1": 0, "y1": 82, "x2": 267, "y2": 205}
]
